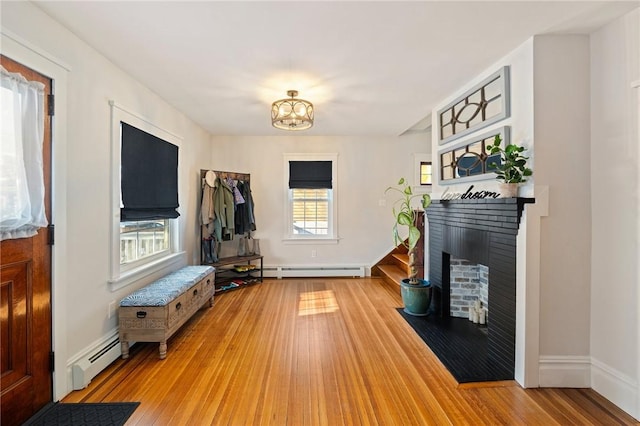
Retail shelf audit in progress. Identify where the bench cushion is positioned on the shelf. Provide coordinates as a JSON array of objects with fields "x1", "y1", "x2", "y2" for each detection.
[{"x1": 120, "y1": 265, "x2": 215, "y2": 307}]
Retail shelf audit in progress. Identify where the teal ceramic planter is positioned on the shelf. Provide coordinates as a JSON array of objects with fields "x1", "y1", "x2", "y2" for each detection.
[{"x1": 400, "y1": 278, "x2": 432, "y2": 316}]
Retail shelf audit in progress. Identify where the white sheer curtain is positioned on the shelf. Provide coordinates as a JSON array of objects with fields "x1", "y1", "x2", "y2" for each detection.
[{"x1": 0, "y1": 66, "x2": 47, "y2": 241}]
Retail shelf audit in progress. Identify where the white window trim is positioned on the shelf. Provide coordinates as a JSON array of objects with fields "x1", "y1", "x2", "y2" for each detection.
[
  {"x1": 283, "y1": 153, "x2": 339, "y2": 244},
  {"x1": 108, "y1": 101, "x2": 185, "y2": 291}
]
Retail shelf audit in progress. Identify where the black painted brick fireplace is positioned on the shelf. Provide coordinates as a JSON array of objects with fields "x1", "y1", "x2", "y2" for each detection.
[{"x1": 426, "y1": 198, "x2": 533, "y2": 377}]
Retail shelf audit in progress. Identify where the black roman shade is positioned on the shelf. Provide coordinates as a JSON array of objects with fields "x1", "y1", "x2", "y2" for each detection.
[
  {"x1": 289, "y1": 161, "x2": 332, "y2": 189},
  {"x1": 120, "y1": 122, "x2": 179, "y2": 221}
]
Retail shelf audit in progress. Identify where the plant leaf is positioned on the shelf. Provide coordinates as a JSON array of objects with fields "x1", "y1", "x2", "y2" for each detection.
[
  {"x1": 408, "y1": 226, "x2": 420, "y2": 250},
  {"x1": 421, "y1": 194, "x2": 431, "y2": 209},
  {"x1": 397, "y1": 211, "x2": 412, "y2": 226}
]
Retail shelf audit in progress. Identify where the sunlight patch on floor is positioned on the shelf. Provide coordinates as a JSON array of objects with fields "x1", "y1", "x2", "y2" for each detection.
[{"x1": 298, "y1": 290, "x2": 339, "y2": 316}]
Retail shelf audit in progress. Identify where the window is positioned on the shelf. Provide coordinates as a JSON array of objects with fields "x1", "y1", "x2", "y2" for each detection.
[
  {"x1": 419, "y1": 162, "x2": 432, "y2": 186},
  {"x1": 0, "y1": 66, "x2": 47, "y2": 240},
  {"x1": 291, "y1": 189, "x2": 330, "y2": 235},
  {"x1": 120, "y1": 220, "x2": 170, "y2": 265},
  {"x1": 284, "y1": 153, "x2": 338, "y2": 242},
  {"x1": 413, "y1": 153, "x2": 432, "y2": 193},
  {"x1": 109, "y1": 101, "x2": 184, "y2": 289},
  {"x1": 118, "y1": 121, "x2": 179, "y2": 269}
]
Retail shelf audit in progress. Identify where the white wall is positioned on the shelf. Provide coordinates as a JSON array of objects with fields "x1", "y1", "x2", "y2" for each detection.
[
  {"x1": 210, "y1": 134, "x2": 429, "y2": 268},
  {"x1": 533, "y1": 34, "x2": 592, "y2": 362},
  {"x1": 1, "y1": 2, "x2": 213, "y2": 398},
  {"x1": 590, "y1": 8, "x2": 639, "y2": 419}
]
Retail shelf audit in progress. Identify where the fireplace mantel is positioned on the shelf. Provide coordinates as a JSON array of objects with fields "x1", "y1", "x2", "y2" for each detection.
[{"x1": 427, "y1": 197, "x2": 534, "y2": 233}]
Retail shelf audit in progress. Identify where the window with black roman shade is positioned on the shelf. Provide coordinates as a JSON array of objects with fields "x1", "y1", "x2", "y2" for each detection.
[
  {"x1": 120, "y1": 122, "x2": 179, "y2": 221},
  {"x1": 289, "y1": 161, "x2": 332, "y2": 189}
]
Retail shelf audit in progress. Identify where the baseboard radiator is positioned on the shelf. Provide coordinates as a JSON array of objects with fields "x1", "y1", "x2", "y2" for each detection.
[
  {"x1": 263, "y1": 265, "x2": 366, "y2": 279},
  {"x1": 71, "y1": 334, "x2": 122, "y2": 390}
]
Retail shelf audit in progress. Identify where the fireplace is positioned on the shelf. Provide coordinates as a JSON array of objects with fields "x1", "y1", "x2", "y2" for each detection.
[{"x1": 426, "y1": 198, "x2": 532, "y2": 378}]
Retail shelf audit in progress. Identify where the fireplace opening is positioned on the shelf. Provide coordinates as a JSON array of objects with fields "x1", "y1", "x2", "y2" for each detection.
[{"x1": 449, "y1": 256, "x2": 489, "y2": 323}]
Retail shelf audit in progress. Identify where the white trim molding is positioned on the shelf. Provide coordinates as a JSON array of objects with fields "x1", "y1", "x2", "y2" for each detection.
[
  {"x1": 538, "y1": 355, "x2": 591, "y2": 388},
  {"x1": 514, "y1": 185, "x2": 549, "y2": 388},
  {"x1": 591, "y1": 357, "x2": 639, "y2": 420},
  {"x1": 108, "y1": 251, "x2": 186, "y2": 291},
  {"x1": 1, "y1": 28, "x2": 72, "y2": 71},
  {"x1": 66, "y1": 328, "x2": 120, "y2": 391},
  {"x1": 635, "y1": 77, "x2": 640, "y2": 421},
  {"x1": 262, "y1": 264, "x2": 365, "y2": 279}
]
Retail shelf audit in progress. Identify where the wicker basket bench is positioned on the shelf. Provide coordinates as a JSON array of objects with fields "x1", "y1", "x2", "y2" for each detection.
[{"x1": 118, "y1": 265, "x2": 215, "y2": 359}]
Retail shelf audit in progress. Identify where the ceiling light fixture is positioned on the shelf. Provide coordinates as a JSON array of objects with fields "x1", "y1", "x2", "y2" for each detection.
[{"x1": 271, "y1": 90, "x2": 314, "y2": 131}]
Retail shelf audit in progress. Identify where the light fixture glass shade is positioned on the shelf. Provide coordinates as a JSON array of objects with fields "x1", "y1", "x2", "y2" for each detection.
[{"x1": 271, "y1": 90, "x2": 314, "y2": 131}]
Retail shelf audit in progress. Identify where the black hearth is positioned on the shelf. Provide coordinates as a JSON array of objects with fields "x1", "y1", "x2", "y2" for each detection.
[{"x1": 425, "y1": 197, "x2": 533, "y2": 380}]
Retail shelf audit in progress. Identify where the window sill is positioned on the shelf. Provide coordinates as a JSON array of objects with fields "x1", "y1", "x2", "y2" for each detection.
[
  {"x1": 109, "y1": 251, "x2": 186, "y2": 292},
  {"x1": 412, "y1": 185, "x2": 432, "y2": 194},
  {"x1": 282, "y1": 238, "x2": 339, "y2": 245}
]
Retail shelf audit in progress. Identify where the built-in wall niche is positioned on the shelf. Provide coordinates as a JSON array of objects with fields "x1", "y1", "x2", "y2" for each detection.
[
  {"x1": 438, "y1": 66, "x2": 510, "y2": 145},
  {"x1": 438, "y1": 126, "x2": 509, "y2": 184}
]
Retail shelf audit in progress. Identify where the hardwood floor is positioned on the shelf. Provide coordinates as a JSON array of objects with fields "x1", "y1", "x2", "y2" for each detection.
[{"x1": 64, "y1": 278, "x2": 638, "y2": 425}]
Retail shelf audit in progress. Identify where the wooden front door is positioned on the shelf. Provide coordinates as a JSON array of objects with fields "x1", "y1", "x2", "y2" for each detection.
[{"x1": 0, "y1": 55, "x2": 53, "y2": 426}]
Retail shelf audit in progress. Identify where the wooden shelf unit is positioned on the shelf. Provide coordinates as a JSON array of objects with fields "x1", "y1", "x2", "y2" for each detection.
[{"x1": 205, "y1": 254, "x2": 263, "y2": 293}]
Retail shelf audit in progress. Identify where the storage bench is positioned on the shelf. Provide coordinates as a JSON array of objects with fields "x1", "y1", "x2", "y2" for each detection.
[{"x1": 119, "y1": 265, "x2": 215, "y2": 359}]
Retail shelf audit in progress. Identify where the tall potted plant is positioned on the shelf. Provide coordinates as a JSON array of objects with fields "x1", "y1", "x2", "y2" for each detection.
[
  {"x1": 385, "y1": 178, "x2": 432, "y2": 316},
  {"x1": 488, "y1": 135, "x2": 533, "y2": 197}
]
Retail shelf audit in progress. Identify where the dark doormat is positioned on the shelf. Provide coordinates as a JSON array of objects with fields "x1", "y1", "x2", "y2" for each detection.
[
  {"x1": 22, "y1": 402, "x2": 140, "y2": 426},
  {"x1": 397, "y1": 309, "x2": 513, "y2": 383}
]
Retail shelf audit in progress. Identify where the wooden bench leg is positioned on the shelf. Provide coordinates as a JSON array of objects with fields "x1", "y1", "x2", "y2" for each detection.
[
  {"x1": 121, "y1": 340, "x2": 130, "y2": 359},
  {"x1": 159, "y1": 341, "x2": 167, "y2": 359},
  {"x1": 208, "y1": 297, "x2": 214, "y2": 308}
]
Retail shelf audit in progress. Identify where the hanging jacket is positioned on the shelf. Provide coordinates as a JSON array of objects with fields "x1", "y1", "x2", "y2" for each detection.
[
  {"x1": 244, "y1": 181, "x2": 257, "y2": 232},
  {"x1": 213, "y1": 177, "x2": 235, "y2": 241},
  {"x1": 200, "y1": 182, "x2": 215, "y2": 239}
]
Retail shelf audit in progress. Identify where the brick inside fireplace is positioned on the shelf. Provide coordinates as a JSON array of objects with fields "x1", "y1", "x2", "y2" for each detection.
[
  {"x1": 450, "y1": 257, "x2": 489, "y2": 318},
  {"x1": 426, "y1": 197, "x2": 532, "y2": 378}
]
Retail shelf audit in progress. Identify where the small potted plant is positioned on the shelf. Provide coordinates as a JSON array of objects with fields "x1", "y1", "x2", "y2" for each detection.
[
  {"x1": 385, "y1": 178, "x2": 432, "y2": 316},
  {"x1": 488, "y1": 135, "x2": 533, "y2": 197}
]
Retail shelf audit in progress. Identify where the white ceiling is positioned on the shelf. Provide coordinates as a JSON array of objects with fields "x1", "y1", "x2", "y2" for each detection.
[{"x1": 34, "y1": 1, "x2": 639, "y2": 136}]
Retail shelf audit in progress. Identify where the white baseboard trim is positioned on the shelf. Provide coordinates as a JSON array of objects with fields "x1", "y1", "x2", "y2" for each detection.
[
  {"x1": 66, "y1": 329, "x2": 117, "y2": 393},
  {"x1": 262, "y1": 264, "x2": 366, "y2": 278},
  {"x1": 65, "y1": 328, "x2": 133, "y2": 393},
  {"x1": 538, "y1": 355, "x2": 591, "y2": 388},
  {"x1": 591, "y1": 357, "x2": 639, "y2": 421}
]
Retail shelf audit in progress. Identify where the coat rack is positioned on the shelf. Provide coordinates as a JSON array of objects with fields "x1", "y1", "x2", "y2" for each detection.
[{"x1": 200, "y1": 169, "x2": 250, "y2": 187}]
